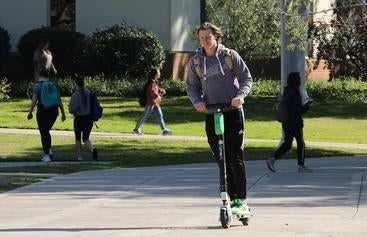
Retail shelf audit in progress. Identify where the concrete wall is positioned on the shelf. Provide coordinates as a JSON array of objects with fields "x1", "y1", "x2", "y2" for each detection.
[
  {"x1": 170, "y1": 0, "x2": 201, "y2": 51},
  {"x1": 311, "y1": 0, "x2": 335, "y2": 58},
  {"x1": 0, "y1": 0, "x2": 201, "y2": 53},
  {"x1": 0, "y1": 0, "x2": 50, "y2": 52},
  {"x1": 313, "y1": 0, "x2": 334, "y2": 22},
  {"x1": 76, "y1": 0, "x2": 200, "y2": 52}
]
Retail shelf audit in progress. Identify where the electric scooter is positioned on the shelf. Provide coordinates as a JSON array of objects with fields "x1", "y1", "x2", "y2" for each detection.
[{"x1": 213, "y1": 107, "x2": 250, "y2": 228}]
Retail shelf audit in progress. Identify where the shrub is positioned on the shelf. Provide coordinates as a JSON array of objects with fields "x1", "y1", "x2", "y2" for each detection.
[
  {"x1": 10, "y1": 75, "x2": 367, "y2": 104},
  {"x1": 251, "y1": 77, "x2": 367, "y2": 103},
  {"x1": 83, "y1": 22, "x2": 165, "y2": 78},
  {"x1": 250, "y1": 79, "x2": 280, "y2": 96},
  {"x1": 160, "y1": 79, "x2": 187, "y2": 95},
  {"x1": 0, "y1": 77, "x2": 11, "y2": 100},
  {"x1": 17, "y1": 26, "x2": 87, "y2": 78},
  {"x1": 307, "y1": 78, "x2": 367, "y2": 103},
  {"x1": 0, "y1": 26, "x2": 11, "y2": 72}
]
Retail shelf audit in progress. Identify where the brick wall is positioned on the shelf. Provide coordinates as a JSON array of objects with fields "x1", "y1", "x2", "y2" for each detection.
[
  {"x1": 3, "y1": 52, "x2": 331, "y2": 82},
  {"x1": 163, "y1": 52, "x2": 331, "y2": 81},
  {"x1": 306, "y1": 59, "x2": 330, "y2": 81}
]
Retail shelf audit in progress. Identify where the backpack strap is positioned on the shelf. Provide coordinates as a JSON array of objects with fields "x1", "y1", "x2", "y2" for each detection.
[
  {"x1": 223, "y1": 47, "x2": 233, "y2": 71},
  {"x1": 193, "y1": 54, "x2": 202, "y2": 79},
  {"x1": 223, "y1": 48, "x2": 239, "y2": 88}
]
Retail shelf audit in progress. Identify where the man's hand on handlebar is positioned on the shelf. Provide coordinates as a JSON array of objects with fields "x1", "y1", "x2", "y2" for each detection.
[
  {"x1": 194, "y1": 102, "x2": 206, "y2": 111},
  {"x1": 231, "y1": 97, "x2": 244, "y2": 107}
]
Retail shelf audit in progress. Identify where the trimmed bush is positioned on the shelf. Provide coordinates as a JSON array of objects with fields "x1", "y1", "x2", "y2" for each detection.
[
  {"x1": 17, "y1": 26, "x2": 87, "y2": 77},
  {"x1": 10, "y1": 75, "x2": 367, "y2": 104},
  {"x1": 307, "y1": 78, "x2": 367, "y2": 103},
  {"x1": 0, "y1": 77, "x2": 11, "y2": 100},
  {"x1": 250, "y1": 79, "x2": 280, "y2": 96},
  {"x1": 250, "y1": 77, "x2": 367, "y2": 103},
  {"x1": 0, "y1": 26, "x2": 11, "y2": 73},
  {"x1": 83, "y1": 22, "x2": 165, "y2": 78}
]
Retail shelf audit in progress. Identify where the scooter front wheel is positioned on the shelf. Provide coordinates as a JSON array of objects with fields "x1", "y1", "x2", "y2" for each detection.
[{"x1": 220, "y1": 208, "x2": 231, "y2": 229}]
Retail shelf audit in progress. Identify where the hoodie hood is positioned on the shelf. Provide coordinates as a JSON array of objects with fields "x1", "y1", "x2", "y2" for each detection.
[
  {"x1": 196, "y1": 44, "x2": 226, "y2": 80},
  {"x1": 196, "y1": 43, "x2": 226, "y2": 57}
]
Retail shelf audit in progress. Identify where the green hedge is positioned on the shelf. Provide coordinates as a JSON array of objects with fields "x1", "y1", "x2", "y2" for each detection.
[
  {"x1": 250, "y1": 78, "x2": 367, "y2": 103},
  {"x1": 8, "y1": 76, "x2": 367, "y2": 103},
  {"x1": 9, "y1": 75, "x2": 186, "y2": 98},
  {"x1": 306, "y1": 78, "x2": 367, "y2": 103},
  {"x1": 0, "y1": 77, "x2": 11, "y2": 100}
]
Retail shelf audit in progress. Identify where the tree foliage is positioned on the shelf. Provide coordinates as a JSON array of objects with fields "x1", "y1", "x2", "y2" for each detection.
[
  {"x1": 0, "y1": 26, "x2": 11, "y2": 72},
  {"x1": 205, "y1": 0, "x2": 312, "y2": 59},
  {"x1": 310, "y1": 0, "x2": 367, "y2": 80}
]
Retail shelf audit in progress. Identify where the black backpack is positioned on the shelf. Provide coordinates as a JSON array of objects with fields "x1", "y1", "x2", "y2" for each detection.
[
  {"x1": 138, "y1": 89, "x2": 147, "y2": 107},
  {"x1": 274, "y1": 96, "x2": 289, "y2": 122},
  {"x1": 138, "y1": 80, "x2": 151, "y2": 107},
  {"x1": 89, "y1": 89, "x2": 103, "y2": 121}
]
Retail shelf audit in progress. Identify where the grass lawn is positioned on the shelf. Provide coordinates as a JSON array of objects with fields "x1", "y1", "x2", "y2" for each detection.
[
  {"x1": 1, "y1": 95, "x2": 366, "y2": 142},
  {"x1": 0, "y1": 176, "x2": 44, "y2": 193},
  {"x1": 0, "y1": 95, "x2": 366, "y2": 192}
]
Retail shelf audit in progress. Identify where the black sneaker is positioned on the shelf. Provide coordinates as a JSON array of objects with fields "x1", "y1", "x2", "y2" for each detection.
[
  {"x1": 266, "y1": 158, "x2": 276, "y2": 172},
  {"x1": 92, "y1": 148, "x2": 98, "y2": 160},
  {"x1": 133, "y1": 129, "x2": 143, "y2": 135},
  {"x1": 298, "y1": 166, "x2": 313, "y2": 173},
  {"x1": 162, "y1": 129, "x2": 172, "y2": 136}
]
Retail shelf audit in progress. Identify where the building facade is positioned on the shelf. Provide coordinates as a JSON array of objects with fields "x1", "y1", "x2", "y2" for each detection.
[
  {"x1": 1, "y1": 0, "x2": 335, "y2": 80},
  {"x1": 0, "y1": 0, "x2": 201, "y2": 52},
  {"x1": 0, "y1": 0, "x2": 202, "y2": 79}
]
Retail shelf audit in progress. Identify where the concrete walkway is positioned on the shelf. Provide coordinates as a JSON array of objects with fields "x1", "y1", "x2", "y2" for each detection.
[
  {"x1": 0, "y1": 156, "x2": 366, "y2": 237},
  {"x1": 1, "y1": 128, "x2": 367, "y2": 149}
]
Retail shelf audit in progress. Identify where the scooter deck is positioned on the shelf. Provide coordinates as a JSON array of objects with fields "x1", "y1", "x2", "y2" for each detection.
[{"x1": 232, "y1": 212, "x2": 252, "y2": 219}]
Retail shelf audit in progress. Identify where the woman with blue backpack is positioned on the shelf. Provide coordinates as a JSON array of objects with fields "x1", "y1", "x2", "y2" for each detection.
[
  {"x1": 27, "y1": 69, "x2": 66, "y2": 162},
  {"x1": 69, "y1": 75, "x2": 98, "y2": 161}
]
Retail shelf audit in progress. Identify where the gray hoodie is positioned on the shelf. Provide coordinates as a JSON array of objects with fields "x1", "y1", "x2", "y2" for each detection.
[
  {"x1": 186, "y1": 44, "x2": 252, "y2": 112},
  {"x1": 69, "y1": 88, "x2": 91, "y2": 116}
]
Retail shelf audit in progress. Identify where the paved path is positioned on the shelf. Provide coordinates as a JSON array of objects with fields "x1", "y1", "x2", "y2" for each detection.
[
  {"x1": 0, "y1": 157, "x2": 366, "y2": 237},
  {"x1": 1, "y1": 128, "x2": 367, "y2": 149},
  {"x1": 1, "y1": 128, "x2": 367, "y2": 236}
]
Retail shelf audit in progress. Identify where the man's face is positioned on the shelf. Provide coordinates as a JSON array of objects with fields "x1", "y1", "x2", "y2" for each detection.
[{"x1": 198, "y1": 29, "x2": 217, "y2": 51}]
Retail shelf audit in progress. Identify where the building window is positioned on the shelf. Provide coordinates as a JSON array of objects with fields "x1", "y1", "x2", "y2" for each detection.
[{"x1": 51, "y1": 0, "x2": 75, "y2": 30}]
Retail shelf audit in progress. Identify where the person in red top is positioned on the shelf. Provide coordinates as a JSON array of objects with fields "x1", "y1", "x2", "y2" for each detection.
[{"x1": 133, "y1": 68, "x2": 173, "y2": 136}]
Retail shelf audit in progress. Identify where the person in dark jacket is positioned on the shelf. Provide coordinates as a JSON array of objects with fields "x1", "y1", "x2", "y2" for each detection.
[{"x1": 266, "y1": 72, "x2": 313, "y2": 173}]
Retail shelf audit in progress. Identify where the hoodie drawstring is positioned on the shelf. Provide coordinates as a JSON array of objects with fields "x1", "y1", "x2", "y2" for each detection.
[
  {"x1": 203, "y1": 57, "x2": 207, "y2": 80},
  {"x1": 201, "y1": 48, "x2": 226, "y2": 80},
  {"x1": 216, "y1": 54, "x2": 225, "y2": 76}
]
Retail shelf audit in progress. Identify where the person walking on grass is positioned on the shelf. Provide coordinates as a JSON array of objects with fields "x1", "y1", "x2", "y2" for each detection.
[
  {"x1": 27, "y1": 69, "x2": 66, "y2": 162},
  {"x1": 266, "y1": 72, "x2": 313, "y2": 173},
  {"x1": 186, "y1": 22, "x2": 252, "y2": 215},
  {"x1": 33, "y1": 40, "x2": 57, "y2": 81},
  {"x1": 133, "y1": 68, "x2": 172, "y2": 136},
  {"x1": 69, "y1": 75, "x2": 98, "y2": 161}
]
